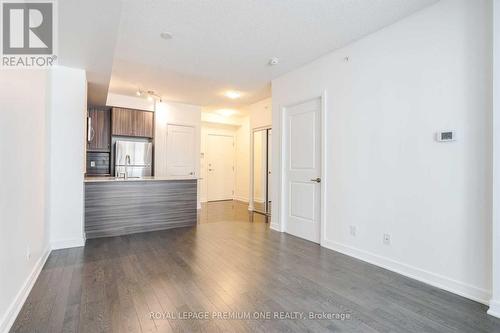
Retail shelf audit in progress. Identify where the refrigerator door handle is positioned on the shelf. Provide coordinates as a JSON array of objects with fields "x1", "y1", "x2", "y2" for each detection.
[{"x1": 87, "y1": 117, "x2": 94, "y2": 142}]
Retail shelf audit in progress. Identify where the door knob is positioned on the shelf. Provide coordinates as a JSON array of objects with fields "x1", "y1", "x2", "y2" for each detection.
[{"x1": 310, "y1": 177, "x2": 321, "y2": 183}]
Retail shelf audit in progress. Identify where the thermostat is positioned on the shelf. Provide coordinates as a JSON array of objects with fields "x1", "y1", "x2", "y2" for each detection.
[{"x1": 436, "y1": 130, "x2": 456, "y2": 142}]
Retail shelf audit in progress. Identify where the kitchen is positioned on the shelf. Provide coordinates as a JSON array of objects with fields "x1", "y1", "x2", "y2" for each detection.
[{"x1": 84, "y1": 103, "x2": 199, "y2": 238}]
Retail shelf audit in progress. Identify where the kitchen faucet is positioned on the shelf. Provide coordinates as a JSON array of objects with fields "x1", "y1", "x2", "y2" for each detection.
[{"x1": 124, "y1": 154, "x2": 130, "y2": 179}]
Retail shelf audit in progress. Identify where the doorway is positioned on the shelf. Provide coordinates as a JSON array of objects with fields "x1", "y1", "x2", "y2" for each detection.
[
  {"x1": 283, "y1": 97, "x2": 322, "y2": 243},
  {"x1": 206, "y1": 134, "x2": 235, "y2": 201}
]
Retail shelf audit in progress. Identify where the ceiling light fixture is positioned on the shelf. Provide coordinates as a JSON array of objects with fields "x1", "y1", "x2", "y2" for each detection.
[
  {"x1": 224, "y1": 90, "x2": 241, "y2": 99},
  {"x1": 268, "y1": 57, "x2": 280, "y2": 66},
  {"x1": 136, "y1": 89, "x2": 162, "y2": 102},
  {"x1": 160, "y1": 32, "x2": 173, "y2": 40}
]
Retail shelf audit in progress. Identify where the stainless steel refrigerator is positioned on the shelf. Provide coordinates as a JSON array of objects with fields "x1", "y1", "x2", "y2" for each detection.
[{"x1": 115, "y1": 140, "x2": 153, "y2": 178}]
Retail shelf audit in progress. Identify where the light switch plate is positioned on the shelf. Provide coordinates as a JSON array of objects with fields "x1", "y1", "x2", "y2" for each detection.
[{"x1": 383, "y1": 233, "x2": 391, "y2": 245}]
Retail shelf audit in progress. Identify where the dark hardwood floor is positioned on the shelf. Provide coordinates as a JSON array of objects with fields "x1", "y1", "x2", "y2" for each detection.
[{"x1": 11, "y1": 200, "x2": 500, "y2": 332}]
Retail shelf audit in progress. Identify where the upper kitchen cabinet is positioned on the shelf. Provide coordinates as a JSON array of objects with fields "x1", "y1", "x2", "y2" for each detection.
[
  {"x1": 112, "y1": 107, "x2": 154, "y2": 138},
  {"x1": 133, "y1": 109, "x2": 154, "y2": 137},
  {"x1": 87, "y1": 107, "x2": 111, "y2": 152}
]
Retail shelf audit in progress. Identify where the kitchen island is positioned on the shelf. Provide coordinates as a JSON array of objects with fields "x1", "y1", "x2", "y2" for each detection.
[{"x1": 84, "y1": 176, "x2": 197, "y2": 239}]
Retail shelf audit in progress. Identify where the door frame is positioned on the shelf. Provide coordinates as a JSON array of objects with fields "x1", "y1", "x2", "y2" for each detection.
[
  {"x1": 205, "y1": 133, "x2": 236, "y2": 202},
  {"x1": 280, "y1": 91, "x2": 327, "y2": 246},
  {"x1": 249, "y1": 126, "x2": 272, "y2": 215}
]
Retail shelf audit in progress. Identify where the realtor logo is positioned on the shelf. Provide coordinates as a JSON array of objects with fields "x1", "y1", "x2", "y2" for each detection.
[{"x1": 1, "y1": 0, "x2": 57, "y2": 67}]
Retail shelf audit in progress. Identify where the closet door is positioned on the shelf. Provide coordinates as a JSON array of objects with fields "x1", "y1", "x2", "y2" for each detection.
[{"x1": 166, "y1": 124, "x2": 197, "y2": 176}]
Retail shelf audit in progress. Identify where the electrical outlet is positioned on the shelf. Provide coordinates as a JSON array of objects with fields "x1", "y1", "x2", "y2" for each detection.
[
  {"x1": 383, "y1": 233, "x2": 391, "y2": 245},
  {"x1": 26, "y1": 246, "x2": 31, "y2": 261},
  {"x1": 349, "y1": 225, "x2": 357, "y2": 237}
]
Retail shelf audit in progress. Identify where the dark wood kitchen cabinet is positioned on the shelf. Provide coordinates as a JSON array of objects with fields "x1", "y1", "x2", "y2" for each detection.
[
  {"x1": 134, "y1": 110, "x2": 154, "y2": 137},
  {"x1": 112, "y1": 107, "x2": 154, "y2": 138},
  {"x1": 86, "y1": 152, "x2": 110, "y2": 175},
  {"x1": 87, "y1": 107, "x2": 111, "y2": 152}
]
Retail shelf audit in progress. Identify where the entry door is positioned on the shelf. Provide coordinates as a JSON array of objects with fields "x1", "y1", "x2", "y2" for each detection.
[
  {"x1": 207, "y1": 134, "x2": 234, "y2": 201},
  {"x1": 284, "y1": 98, "x2": 322, "y2": 243},
  {"x1": 166, "y1": 124, "x2": 196, "y2": 176}
]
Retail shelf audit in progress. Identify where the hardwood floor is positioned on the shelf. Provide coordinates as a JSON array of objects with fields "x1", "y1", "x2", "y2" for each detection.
[{"x1": 11, "y1": 200, "x2": 500, "y2": 332}]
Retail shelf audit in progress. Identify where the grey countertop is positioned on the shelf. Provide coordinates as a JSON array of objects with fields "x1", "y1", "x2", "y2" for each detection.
[{"x1": 84, "y1": 176, "x2": 199, "y2": 183}]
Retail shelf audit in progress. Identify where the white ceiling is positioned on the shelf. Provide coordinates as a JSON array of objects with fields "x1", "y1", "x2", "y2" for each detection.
[
  {"x1": 62, "y1": 0, "x2": 439, "y2": 106},
  {"x1": 58, "y1": 0, "x2": 122, "y2": 105}
]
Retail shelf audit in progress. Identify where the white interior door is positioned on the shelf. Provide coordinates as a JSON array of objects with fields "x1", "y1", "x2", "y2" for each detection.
[
  {"x1": 207, "y1": 134, "x2": 234, "y2": 201},
  {"x1": 166, "y1": 124, "x2": 196, "y2": 176},
  {"x1": 284, "y1": 98, "x2": 322, "y2": 243}
]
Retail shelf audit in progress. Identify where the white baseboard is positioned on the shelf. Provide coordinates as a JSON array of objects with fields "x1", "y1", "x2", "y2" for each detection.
[
  {"x1": 270, "y1": 223, "x2": 281, "y2": 232},
  {"x1": 488, "y1": 300, "x2": 500, "y2": 318},
  {"x1": 51, "y1": 237, "x2": 85, "y2": 250},
  {"x1": 0, "y1": 247, "x2": 51, "y2": 333},
  {"x1": 322, "y1": 239, "x2": 491, "y2": 305},
  {"x1": 233, "y1": 196, "x2": 249, "y2": 203},
  {"x1": 201, "y1": 198, "x2": 249, "y2": 204}
]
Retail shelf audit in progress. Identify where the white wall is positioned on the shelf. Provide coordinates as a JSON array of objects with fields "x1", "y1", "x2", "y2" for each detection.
[
  {"x1": 249, "y1": 98, "x2": 272, "y2": 129},
  {"x1": 201, "y1": 111, "x2": 243, "y2": 127},
  {"x1": 0, "y1": 70, "x2": 51, "y2": 333},
  {"x1": 106, "y1": 92, "x2": 155, "y2": 111},
  {"x1": 48, "y1": 67, "x2": 87, "y2": 249},
  {"x1": 235, "y1": 116, "x2": 250, "y2": 202},
  {"x1": 0, "y1": 66, "x2": 87, "y2": 332},
  {"x1": 490, "y1": 0, "x2": 500, "y2": 318},
  {"x1": 272, "y1": 0, "x2": 493, "y2": 304}
]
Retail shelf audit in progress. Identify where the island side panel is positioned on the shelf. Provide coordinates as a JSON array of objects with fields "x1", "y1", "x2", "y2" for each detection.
[{"x1": 85, "y1": 180, "x2": 197, "y2": 238}]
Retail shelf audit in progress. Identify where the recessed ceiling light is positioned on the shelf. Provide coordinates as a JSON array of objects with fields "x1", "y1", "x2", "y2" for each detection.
[
  {"x1": 160, "y1": 32, "x2": 173, "y2": 40},
  {"x1": 268, "y1": 57, "x2": 280, "y2": 66},
  {"x1": 225, "y1": 90, "x2": 241, "y2": 99},
  {"x1": 216, "y1": 109, "x2": 239, "y2": 117}
]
